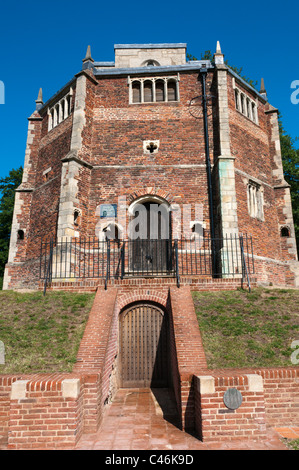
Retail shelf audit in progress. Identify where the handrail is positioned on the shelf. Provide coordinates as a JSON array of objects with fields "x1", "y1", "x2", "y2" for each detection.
[{"x1": 239, "y1": 235, "x2": 251, "y2": 293}]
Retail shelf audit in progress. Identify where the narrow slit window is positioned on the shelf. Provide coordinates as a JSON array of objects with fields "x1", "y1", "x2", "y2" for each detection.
[
  {"x1": 144, "y1": 81, "x2": 153, "y2": 103},
  {"x1": 155, "y1": 80, "x2": 164, "y2": 102},
  {"x1": 17, "y1": 230, "x2": 24, "y2": 240},
  {"x1": 281, "y1": 227, "x2": 290, "y2": 237},
  {"x1": 167, "y1": 80, "x2": 177, "y2": 102},
  {"x1": 132, "y1": 81, "x2": 141, "y2": 103},
  {"x1": 235, "y1": 89, "x2": 240, "y2": 111},
  {"x1": 74, "y1": 210, "x2": 81, "y2": 226},
  {"x1": 252, "y1": 102, "x2": 256, "y2": 122}
]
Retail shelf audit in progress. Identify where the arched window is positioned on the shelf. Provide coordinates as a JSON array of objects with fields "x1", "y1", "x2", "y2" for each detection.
[
  {"x1": 53, "y1": 106, "x2": 58, "y2": 127},
  {"x1": 247, "y1": 181, "x2": 264, "y2": 220},
  {"x1": 251, "y1": 102, "x2": 256, "y2": 122},
  {"x1": 234, "y1": 86, "x2": 259, "y2": 125},
  {"x1": 67, "y1": 95, "x2": 72, "y2": 115},
  {"x1": 155, "y1": 80, "x2": 165, "y2": 102},
  {"x1": 129, "y1": 77, "x2": 179, "y2": 104},
  {"x1": 74, "y1": 210, "x2": 81, "y2": 226},
  {"x1": 235, "y1": 89, "x2": 240, "y2": 111},
  {"x1": 144, "y1": 81, "x2": 153, "y2": 102},
  {"x1": 240, "y1": 94, "x2": 245, "y2": 114},
  {"x1": 132, "y1": 81, "x2": 141, "y2": 103},
  {"x1": 167, "y1": 80, "x2": 177, "y2": 101},
  {"x1": 17, "y1": 230, "x2": 24, "y2": 240},
  {"x1": 247, "y1": 98, "x2": 251, "y2": 119},
  {"x1": 48, "y1": 89, "x2": 73, "y2": 131},
  {"x1": 281, "y1": 226, "x2": 290, "y2": 237}
]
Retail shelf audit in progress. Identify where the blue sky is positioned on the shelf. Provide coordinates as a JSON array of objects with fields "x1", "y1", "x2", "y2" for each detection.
[{"x1": 0, "y1": 0, "x2": 298, "y2": 179}]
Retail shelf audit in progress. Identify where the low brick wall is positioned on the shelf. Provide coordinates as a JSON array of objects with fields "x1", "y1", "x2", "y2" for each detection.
[
  {"x1": 194, "y1": 374, "x2": 267, "y2": 441},
  {"x1": 194, "y1": 368, "x2": 299, "y2": 441},
  {"x1": 73, "y1": 287, "x2": 119, "y2": 432},
  {"x1": 0, "y1": 374, "x2": 84, "y2": 449},
  {"x1": 0, "y1": 288, "x2": 120, "y2": 449},
  {"x1": 168, "y1": 286, "x2": 208, "y2": 432},
  {"x1": 258, "y1": 368, "x2": 299, "y2": 427}
]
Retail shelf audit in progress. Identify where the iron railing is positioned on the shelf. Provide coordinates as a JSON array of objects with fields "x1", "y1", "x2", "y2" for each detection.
[
  {"x1": 43, "y1": 238, "x2": 53, "y2": 296},
  {"x1": 40, "y1": 234, "x2": 254, "y2": 287}
]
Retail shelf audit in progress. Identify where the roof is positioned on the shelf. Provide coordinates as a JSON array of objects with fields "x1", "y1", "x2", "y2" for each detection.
[{"x1": 114, "y1": 43, "x2": 187, "y2": 49}]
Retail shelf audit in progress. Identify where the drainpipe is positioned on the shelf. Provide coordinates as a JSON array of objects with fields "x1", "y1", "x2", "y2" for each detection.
[
  {"x1": 200, "y1": 66, "x2": 215, "y2": 240},
  {"x1": 200, "y1": 66, "x2": 216, "y2": 273}
]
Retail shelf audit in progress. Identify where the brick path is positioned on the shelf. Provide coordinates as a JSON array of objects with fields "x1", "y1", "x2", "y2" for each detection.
[{"x1": 75, "y1": 388, "x2": 289, "y2": 450}]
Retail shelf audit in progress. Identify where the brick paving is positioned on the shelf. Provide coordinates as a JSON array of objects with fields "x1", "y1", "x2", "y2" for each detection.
[{"x1": 75, "y1": 388, "x2": 289, "y2": 451}]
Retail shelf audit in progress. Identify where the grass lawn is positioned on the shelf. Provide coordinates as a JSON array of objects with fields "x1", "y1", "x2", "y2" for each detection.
[
  {"x1": 0, "y1": 290, "x2": 95, "y2": 374},
  {"x1": 0, "y1": 287, "x2": 298, "y2": 374},
  {"x1": 192, "y1": 287, "x2": 299, "y2": 369}
]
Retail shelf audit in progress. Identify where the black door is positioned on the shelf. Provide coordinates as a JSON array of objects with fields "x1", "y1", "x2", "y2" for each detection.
[{"x1": 130, "y1": 202, "x2": 172, "y2": 274}]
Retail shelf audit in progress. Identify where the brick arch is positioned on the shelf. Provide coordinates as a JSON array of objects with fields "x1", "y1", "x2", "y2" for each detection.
[
  {"x1": 127, "y1": 187, "x2": 175, "y2": 205},
  {"x1": 116, "y1": 290, "x2": 169, "y2": 314}
]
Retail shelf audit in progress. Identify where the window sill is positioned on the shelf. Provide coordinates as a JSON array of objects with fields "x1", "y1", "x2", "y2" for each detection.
[{"x1": 129, "y1": 100, "x2": 180, "y2": 106}]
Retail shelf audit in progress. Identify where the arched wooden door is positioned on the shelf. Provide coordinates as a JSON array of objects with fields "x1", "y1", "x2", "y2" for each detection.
[{"x1": 120, "y1": 303, "x2": 169, "y2": 388}]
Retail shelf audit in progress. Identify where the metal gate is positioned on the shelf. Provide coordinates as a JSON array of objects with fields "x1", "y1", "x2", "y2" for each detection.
[{"x1": 120, "y1": 303, "x2": 169, "y2": 388}]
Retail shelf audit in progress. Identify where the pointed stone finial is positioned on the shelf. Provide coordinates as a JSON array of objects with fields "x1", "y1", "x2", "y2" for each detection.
[
  {"x1": 36, "y1": 88, "x2": 43, "y2": 102},
  {"x1": 35, "y1": 88, "x2": 43, "y2": 111},
  {"x1": 82, "y1": 45, "x2": 94, "y2": 63},
  {"x1": 259, "y1": 78, "x2": 267, "y2": 99},
  {"x1": 214, "y1": 40, "x2": 224, "y2": 65},
  {"x1": 260, "y1": 78, "x2": 266, "y2": 94}
]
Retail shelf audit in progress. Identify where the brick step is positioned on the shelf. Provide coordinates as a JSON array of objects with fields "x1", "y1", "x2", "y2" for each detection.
[{"x1": 40, "y1": 275, "x2": 256, "y2": 292}]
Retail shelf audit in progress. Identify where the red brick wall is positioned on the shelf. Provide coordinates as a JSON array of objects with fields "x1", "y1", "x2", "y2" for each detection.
[
  {"x1": 0, "y1": 376, "x2": 19, "y2": 445},
  {"x1": 73, "y1": 287, "x2": 118, "y2": 431},
  {"x1": 9, "y1": 377, "x2": 84, "y2": 450},
  {"x1": 168, "y1": 286, "x2": 208, "y2": 431},
  {"x1": 194, "y1": 374, "x2": 267, "y2": 441},
  {"x1": 227, "y1": 74, "x2": 297, "y2": 271},
  {"x1": 194, "y1": 368, "x2": 299, "y2": 441},
  {"x1": 0, "y1": 374, "x2": 84, "y2": 449},
  {"x1": 258, "y1": 368, "x2": 299, "y2": 427}
]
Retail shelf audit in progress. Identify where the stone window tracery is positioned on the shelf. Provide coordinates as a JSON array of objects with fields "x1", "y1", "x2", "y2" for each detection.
[
  {"x1": 234, "y1": 87, "x2": 258, "y2": 124},
  {"x1": 48, "y1": 88, "x2": 73, "y2": 131},
  {"x1": 128, "y1": 76, "x2": 179, "y2": 104},
  {"x1": 247, "y1": 180, "x2": 264, "y2": 220}
]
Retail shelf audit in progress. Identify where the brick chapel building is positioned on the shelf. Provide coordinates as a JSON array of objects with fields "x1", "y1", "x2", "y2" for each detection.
[
  {"x1": 3, "y1": 42, "x2": 298, "y2": 291},
  {"x1": 1, "y1": 43, "x2": 299, "y2": 447}
]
